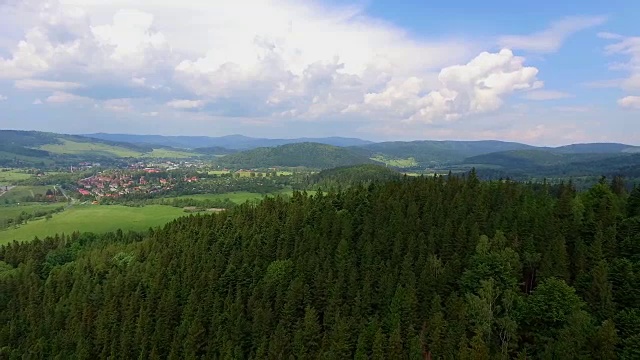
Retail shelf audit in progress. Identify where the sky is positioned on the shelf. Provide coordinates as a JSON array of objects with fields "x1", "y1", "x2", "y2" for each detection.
[{"x1": 0, "y1": 0, "x2": 639, "y2": 145}]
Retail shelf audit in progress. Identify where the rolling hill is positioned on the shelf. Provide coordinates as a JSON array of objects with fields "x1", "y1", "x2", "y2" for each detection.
[
  {"x1": 0, "y1": 130, "x2": 200, "y2": 164},
  {"x1": 84, "y1": 133, "x2": 373, "y2": 149},
  {"x1": 354, "y1": 140, "x2": 536, "y2": 165},
  {"x1": 306, "y1": 164, "x2": 401, "y2": 188},
  {"x1": 215, "y1": 142, "x2": 379, "y2": 169}
]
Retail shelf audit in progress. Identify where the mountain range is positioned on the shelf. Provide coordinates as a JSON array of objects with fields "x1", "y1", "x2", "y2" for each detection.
[
  {"x1": 3, "y1": 130, "x2": 640, "y2": 181},
  {"x1": 83, "y1": 133, "x2": 373, "y2": 150}
]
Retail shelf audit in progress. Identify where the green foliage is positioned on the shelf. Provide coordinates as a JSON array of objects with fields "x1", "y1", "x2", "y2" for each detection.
[
  {"x1": 306, "y1": 164, "x2": 401, "y2": 188},
  {"x1": 216, "y1": 142, "x2": 377, "y2": 169},
  {"x1": 0, "y1": 175, "x2": 638, "y2": 358}
]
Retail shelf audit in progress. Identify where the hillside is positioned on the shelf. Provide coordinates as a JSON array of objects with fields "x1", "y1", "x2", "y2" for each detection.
[
  {"x1": 305, "y1": 164, "x2": 401, "y2": 188},
  {"x1": 1, "y1": 176, "x2": 637, "y2": 358},
  {"x1": 464, "y1": 150, "x2": 621, "y2": 168},
  {"x1": 0, "y1": 130, "x2": 199, "y2": 164},
  {"x1": 193, "y1": 146, "x2": 238, "y2": 155},
  {"x1": 84, "y1": 133, "x2": 373, "y2": 150},
  {"x1": 355, "y1": 140, "x2": 536, "y2": 165},
  {"x1": 554, "y1": 143, "x2": 640, "y2": 154},
  {"x1": 215, "y1": 142, "x2": 378, "y2": 169}
]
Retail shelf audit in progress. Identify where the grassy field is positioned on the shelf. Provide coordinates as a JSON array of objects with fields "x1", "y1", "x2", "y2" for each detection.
[
  {"x1": 371, "y1": 155, "x2": 418, "y2": 168},
  {"x1": 0, "y1": 203, "x2": 65, "y2": 220},
  {"x1": 0, "y1": 205, "x2": 187, "y2": 244},
  {"x1": 171, "y1": 189, "x2": 315, "y2": 204},
  {"x1": 1, "y1": 186, "x2": 54, "y2": 202},
  {"x1": 143, "y1": 148, "x2": 200, "y2": 159},
  {"x1": 40, "y1": 139, "x2": 143, "y2": 157},
  {"x1": 173, "y1": 192, "x2": 267, "y2": 204},
  {"x1": 0, "y1": 170, "x2": 32, "y2": 183}
]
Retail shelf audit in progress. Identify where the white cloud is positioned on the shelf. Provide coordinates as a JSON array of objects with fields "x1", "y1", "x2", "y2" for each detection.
[
  {"x1": 103, "y1": 98, "x2": 133, "y2": 112},
  {"x1": 522, "y1": 90, "x2": 573, "y2": 100},
  {"x1": 499, "y1": 16, "x2": 606, "y2": 53},
  {"x1": 142, "y1": 111, "x2": 158, "y2": 117},
  {"x1": 618, "y1": 96, "x2": 640, "y2": 109},
  {"x1": 15, "y1": 79, "x2": 84, "y2": 90},
  {"x1": 0, "y1": 95, "x2": 7, "y2": 101},
  {"x1": 348, "y1": 49, "x2": 541, "y2": 124},
  {"x1": 33, "y1": 98, "x2": 43, "y2": 105},
  {"x1": 166, "y1": 99, "x2": 205, "y2": 109},
  {"x1": 45, "y1": 91, "x2": 91, "y2": 104},
  {"x1": 600, "y1": 33, "x2": 640, "y2": 108},
  {"x1": 0, "y1": 0, "x2": 554, "y2": 131},
  {"x1": 0, "y1": 3, "x2": 170, "y2": 79}
]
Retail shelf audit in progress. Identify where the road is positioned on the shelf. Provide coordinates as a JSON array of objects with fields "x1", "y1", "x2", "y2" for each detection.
[
  {"x1": 0, "y1": 186, "x2": 15, "y2": 197},
  {"x1": 54, "y1": 185, "x2": 78, "y2": 209}
]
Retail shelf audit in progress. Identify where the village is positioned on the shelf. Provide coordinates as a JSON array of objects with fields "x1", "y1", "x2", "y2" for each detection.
[{"x1": 76, "y1": 168, "x2": 199, "y2": 199}]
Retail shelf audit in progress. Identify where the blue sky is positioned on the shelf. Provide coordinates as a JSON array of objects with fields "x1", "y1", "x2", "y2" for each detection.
[{"x1": 0, "y1": 0, "x2": 639, "y2": 145}]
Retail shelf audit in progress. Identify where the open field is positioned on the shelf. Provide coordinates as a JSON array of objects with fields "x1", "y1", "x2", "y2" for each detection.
[
  {"x1": 172, "y1": 191, "x2": 268, "y2": 204},
  {"x1": 0, "y1": 203, "x2": 65, "y2": 220},
  {"x1": 0, "y1": 170, "x2": 32, "y2": 183},
  {"x1": 143, "y1": 148, "x2": 200, "y2": 159},
  {"x1": 1, "y1": 186, "x2": 54, "y2": 202},
  {"x1": 39, "y1": 139, "x2": 144, "y2": 157},
  {"x1": 371, "y1": 155, "x2": 418, "y2": 168},
  {"x1": 170, "y1": 189, "x2": 317, "y2": 203},
  {"x1": 0, "y1": 205, "x2": 187, "y2": 244}
]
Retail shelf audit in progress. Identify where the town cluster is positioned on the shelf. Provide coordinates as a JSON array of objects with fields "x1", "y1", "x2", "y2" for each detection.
[{"x1": 76, "y1": 169, "x2": 198, "y2": 198}]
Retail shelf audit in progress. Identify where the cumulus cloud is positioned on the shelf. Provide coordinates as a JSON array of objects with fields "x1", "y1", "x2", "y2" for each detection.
[
  {"x1": 522, "y1": 90, "x2": 573, "y2": 101},
  {"x1": 45, "y1": 91, "x2": 91, "y2": 104},
  {"x1": 0, "y1": 3, "x2": 170, "y2": 79},
  {"x1": 618, "y1": 96, "x2": 640, "y2": 109},
  {"x1": 349, "y1": 49, "x2": 541, "y2": 123},
  {"x1": 499, "y1": 16, "x2": 606, "y2": 53},
  {"x1": 0, "y1": 0, "x2": 552, "y2": 134},
  {"x1": 33, "y1": 98, "x2": 43, "y2": 105},
  {"x1": 166, "y1": 99, "x2": 205, "y2": 109},
  {"x1": 15, "y1": 79, "x2": 84, "y2": 90}
]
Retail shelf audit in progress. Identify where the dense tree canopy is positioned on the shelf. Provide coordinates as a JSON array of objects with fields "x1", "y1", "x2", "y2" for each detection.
[{"x1": 1, "y1": 175, "x2": 639, "y2": 359}]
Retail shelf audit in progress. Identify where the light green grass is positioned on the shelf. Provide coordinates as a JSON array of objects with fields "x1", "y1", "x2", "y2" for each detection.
[
  {"x1": 371, "y1": 155, "x2": 418, "y2": 168},
  {"x1": 143, "y1": 148, "x2": 200, "y2": 159},
  {"x1": 208, "y1": 170, "x2": 231, "y2": 175},
  {"x1": 0, "y1": 205, "x2": 186, "y2": 244},
  {"x1": 0, "y1": 170, "x2": 32, "y2": 183},
  {"x1": 0, "y1": 203, "x2": 65, "y2": 220},
  {"x1": 172, "y1": 189, "x2": 316, "y2": 203},
  {"x1": 173, "y1": 192, "x2": 267, "y2": 204},
  {"x1": 39, "y1": 139, "x2": 143, "y2": 157},
  {"x1": 1, "y1": 186, "x2": 54, "y2": 202}
]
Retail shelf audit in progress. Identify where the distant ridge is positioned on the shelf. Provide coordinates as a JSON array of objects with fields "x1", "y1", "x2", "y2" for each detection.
[{"x1": 83, "y1": 133, "x2": 374, "y2": 150}]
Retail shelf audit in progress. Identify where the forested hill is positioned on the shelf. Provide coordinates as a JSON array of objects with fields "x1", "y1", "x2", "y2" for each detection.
[
  {"x1": 2, "y1": 175, "x2": 639, "y2": 358},
  {"x1": 215, "y1": 142, "x2": 378, "y2": 169},
  {"x1": 305, "y1": 164, "x2": 401, "y2": 188}
]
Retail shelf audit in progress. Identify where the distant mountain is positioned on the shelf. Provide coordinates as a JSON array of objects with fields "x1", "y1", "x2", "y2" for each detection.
[
  {"x1": 354, "y1": 140, "x2": 537, "y2": 165},
  {"x1": 464, "y1": 150, "x2": 621, "y2": 169},
  {"x1": 83, "y1": 133, "x2": 373, "y2": 150},
  {"x1": 552, "y1": 143, "x2": 640, "y2": 154},
  {"x1": 0, "y1": 130, "x2": 198, "y2": 165},
  {"x1": 215, "y1": 142, "x2": 379, "y2": 169},
  {"x1": 193, "y1": 146, "x2": 238, "y2": 155}
]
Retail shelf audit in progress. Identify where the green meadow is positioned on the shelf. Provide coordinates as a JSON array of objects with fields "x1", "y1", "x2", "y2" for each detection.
[
  {"x1": 0, "y1": 170, "x2": 32, "y2": 183},
  {"x1": 1, "y1": 186, "x2": 54, "y2": 202},
  {"x1": 0, "y1": 205, "x2": 186, "y2": 244}
]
